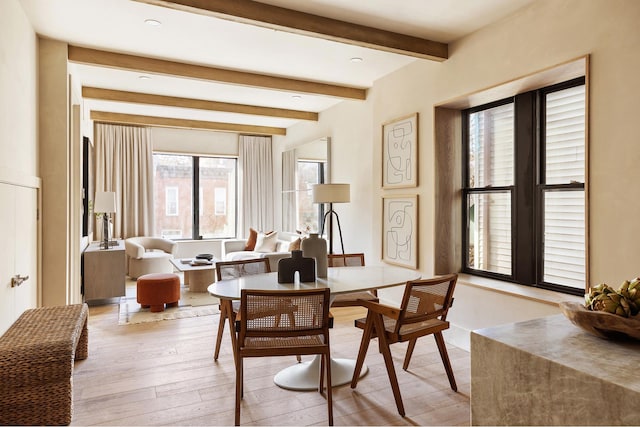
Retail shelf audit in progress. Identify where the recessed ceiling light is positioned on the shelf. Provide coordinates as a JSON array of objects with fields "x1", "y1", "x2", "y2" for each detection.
[
  {"x1": 350, "y1": 57, "x2": 364, "y2": 63},
  {"x1": 138, "y1": 75, "x2": 151, "y2": 80},
  {"x1": 292, "y1": 95, "x2": 302, "y2": 100},
  {"x1": 144, "y1": 19, "x2": 162, "y2": 26}
]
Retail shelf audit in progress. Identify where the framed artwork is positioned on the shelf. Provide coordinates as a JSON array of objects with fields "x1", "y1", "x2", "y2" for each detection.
[
  {"x1": 382, "y1": 112, "x2": 418, "y2": 189},
  {"x1": 382, "y1": 194, "x2": 418, "y2": 269}
]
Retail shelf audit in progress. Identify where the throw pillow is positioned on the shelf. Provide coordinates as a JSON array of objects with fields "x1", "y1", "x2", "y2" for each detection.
[
  {"x1": 254, "y1": 231, "x2": 279, "y2": 253},
  {"x1": 244, "y1": 228, "x2": 258, "y2": 251},
  {"x1": 288, "y1": 237, "x2": 301, "y2": 251}
]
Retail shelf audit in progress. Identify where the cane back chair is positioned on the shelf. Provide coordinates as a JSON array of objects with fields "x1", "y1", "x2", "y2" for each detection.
[
  {"x1": 235, "y1": 288, "x2": 333, "y2": 425},
  {"x1": 327, "y1": 253, "x2": 379, "y2": 307},
  {"x1": 350, "y1": 274, "x2": 458, "y2": 417},
  {"x1": 214, "y1": 258, "x2": 271, "y2": 361}
]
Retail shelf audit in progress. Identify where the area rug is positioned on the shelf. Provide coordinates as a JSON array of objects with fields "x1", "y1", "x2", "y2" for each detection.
[{"x1": 118, "y1": 278, "x2": 220, "y2": 325}]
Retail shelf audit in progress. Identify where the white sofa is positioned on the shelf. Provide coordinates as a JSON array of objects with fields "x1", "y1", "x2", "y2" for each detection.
[{"x1": 221, "y1": 231, "x2": 300, "y2": 272}]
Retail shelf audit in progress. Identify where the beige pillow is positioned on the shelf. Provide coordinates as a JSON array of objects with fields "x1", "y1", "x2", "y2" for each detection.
[
  {"x1": 288, "y1": 237, "x2": 301, "y2": 251},
  {"x1": 254, "y1": 231, "x2": 279, "y2": 253}
]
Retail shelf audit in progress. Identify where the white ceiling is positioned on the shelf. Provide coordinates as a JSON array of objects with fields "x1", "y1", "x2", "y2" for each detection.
[{"x1": 19, "y1": 0, "x2": 536, "y2": 133}]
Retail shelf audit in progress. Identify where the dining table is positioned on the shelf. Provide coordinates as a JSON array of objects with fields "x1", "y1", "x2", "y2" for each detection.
[{"x1": 208, "y1": 264, "x2": 421, "y2": 391}]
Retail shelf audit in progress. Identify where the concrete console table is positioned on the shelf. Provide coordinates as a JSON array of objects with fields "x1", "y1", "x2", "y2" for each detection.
[{"x1": 471, "y1": 314, "x2": 640, "y2": 425}]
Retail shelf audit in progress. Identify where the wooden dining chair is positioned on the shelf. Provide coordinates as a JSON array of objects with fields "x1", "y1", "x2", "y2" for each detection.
[
  {"x1": 350, "y1": 274, "x2": 458, "y2": 417},
  {"x1": 213, "y1": 258, "x2": 271, "y2": 361},
  {"x1": 327, "y1": 253, "x2": 379, "y2": 307},
  {"x1": 235, "y1": 288, "x2": 333, "y2": 426}
]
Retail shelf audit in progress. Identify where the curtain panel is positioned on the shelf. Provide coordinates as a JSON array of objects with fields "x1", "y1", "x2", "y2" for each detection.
[
  {"x1": 282, "y1": 148, "x2": 297, "y2": 233},
  {"x1": 238, "y1": 135, "x2": 274, "y2": 236},
  {"x1": 94, "y1": 123, "x2": 154, "y2": 239}
]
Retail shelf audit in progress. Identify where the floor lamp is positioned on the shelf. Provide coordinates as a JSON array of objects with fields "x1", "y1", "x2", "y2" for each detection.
[
  {"x1": 94, "y1": 191, "x2": 116, "y2": 250},
  {"x1": 312, "y1": 183, "x2": 350, "y2": 254}
]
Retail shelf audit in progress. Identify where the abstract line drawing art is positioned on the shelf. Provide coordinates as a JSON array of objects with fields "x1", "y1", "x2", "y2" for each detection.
[
  {"x1": 382, "y1": 113, "x2": 418, "y2": 188},
  {"x1": 382, "y1": 195, "x2": 418, "y2": 269}
]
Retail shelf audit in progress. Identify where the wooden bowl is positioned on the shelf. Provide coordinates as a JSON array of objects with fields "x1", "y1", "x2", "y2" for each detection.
[{"x1": 559, "y1": 301, "x2": 640, "y2": 341}]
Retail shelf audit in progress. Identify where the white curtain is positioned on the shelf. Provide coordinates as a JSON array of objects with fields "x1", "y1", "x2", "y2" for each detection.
[
  {"x1": 282, "y1": 148, "x2": 297, "y2": 232},
  {"x1": 238, "y1": 135, "x2": 274, "y2": 235},
  {"x1": 94, "y1": 123, "x2": 154, "y2": 239}
]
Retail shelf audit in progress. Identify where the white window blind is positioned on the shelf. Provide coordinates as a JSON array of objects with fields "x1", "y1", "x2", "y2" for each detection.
[
  {"x1": 543, "y1": 85, "x2": 586, "y2": 289},
  {"x1": 545, "y1": 85, "x2": 586, "y2": 185}
]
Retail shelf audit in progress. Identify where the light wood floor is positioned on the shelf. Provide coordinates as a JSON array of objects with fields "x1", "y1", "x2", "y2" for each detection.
[{"x1": 72, "y1": 303, "x2": 471, "y2": 426}]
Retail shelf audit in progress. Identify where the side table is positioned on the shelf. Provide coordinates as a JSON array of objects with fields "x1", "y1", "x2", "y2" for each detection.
[{"x1": 82, "y1": 240, "x2": 125, "y2": 301}]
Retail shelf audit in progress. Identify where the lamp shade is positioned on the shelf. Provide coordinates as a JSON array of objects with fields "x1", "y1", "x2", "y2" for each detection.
[
  {"x1": 312, "y1": 183, "x2": 350, "y2": 204},
  {"x1": 94, "y1": 191, "x2": 116, "y2": 213}
]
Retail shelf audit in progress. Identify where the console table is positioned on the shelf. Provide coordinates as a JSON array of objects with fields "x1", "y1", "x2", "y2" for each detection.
[
  {"x1": 82, "y1": 240, "x2": 125, "y2": 301},
  {"x1": 471, "y1": 314, "x2": 640, "y2": 425}
]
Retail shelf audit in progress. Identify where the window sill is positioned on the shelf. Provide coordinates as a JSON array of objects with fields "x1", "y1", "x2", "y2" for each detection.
[{"x1": 456, "y1": 274, "x2": 583, "y2": 307}]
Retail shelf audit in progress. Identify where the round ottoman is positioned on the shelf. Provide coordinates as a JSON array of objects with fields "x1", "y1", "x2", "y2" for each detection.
[{"x1": 136, "y1": 273, "x2": 181, "y2": 312}]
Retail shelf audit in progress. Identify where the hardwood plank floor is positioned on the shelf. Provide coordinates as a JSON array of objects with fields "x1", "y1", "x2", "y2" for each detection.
[{"x1": 72, "y1": 302, "x2": 471, "y2": 426}]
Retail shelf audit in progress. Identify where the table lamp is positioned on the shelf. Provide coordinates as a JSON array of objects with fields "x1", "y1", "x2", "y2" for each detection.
[
  {"x1": 94, "y1": 191, "x2": 116, "y2": 250},
  {"x1": 312, "y1": 183, "x2": 350, "y2": 254}
]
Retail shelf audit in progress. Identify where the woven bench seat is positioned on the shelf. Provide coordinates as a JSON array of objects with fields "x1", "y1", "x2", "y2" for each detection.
[{"x1": 0, "y1": 303, "x2": 89, "y2": 426}]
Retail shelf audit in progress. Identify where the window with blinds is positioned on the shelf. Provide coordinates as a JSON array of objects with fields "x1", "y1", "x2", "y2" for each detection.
[
  {"x1": 541, "y1": 84, "x2": 586, "y2": 290},
  {"x1": 462, "y1": 77, "x2": 586, "y2": 295},
  {"x1": 466, "y1": 103, "x2": 514, "y2": 275}
]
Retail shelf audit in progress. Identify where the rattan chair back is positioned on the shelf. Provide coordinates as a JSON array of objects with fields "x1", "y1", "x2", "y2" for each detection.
[
  {"x1": 216, "y1": 258, "x2": 270, "y2": 281},
  {"x1": 327, "y1": 253, "x2": 365, "y2": 267},
  {"x1": 235, "y1": 288, "x2": 333, "y2": 425}
]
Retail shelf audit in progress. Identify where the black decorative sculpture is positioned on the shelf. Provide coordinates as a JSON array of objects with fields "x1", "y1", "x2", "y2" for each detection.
[{"x1": 278, "y1": 250, "x2": 316, "y2": 283}]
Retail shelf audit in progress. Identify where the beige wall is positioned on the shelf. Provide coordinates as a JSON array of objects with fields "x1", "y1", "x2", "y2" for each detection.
[
  {"x1": 277, "y1": 0, "x2": 640, "y2": 347},
  {"x1": 0, "y1": 0, "x2": 40, "y2": 332},
  {"x1": 0, "y1": 1, "x2": 38, "y2": 178}
]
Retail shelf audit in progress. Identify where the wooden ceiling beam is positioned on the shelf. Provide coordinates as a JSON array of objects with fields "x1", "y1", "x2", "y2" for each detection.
[
  {"x1": 90, "y1": 111, "x2": 286, "y2": 135},
  {"x1": 135, "y1": 0, "x2": 448, "y2": 61},
  {"x1": 82, "y1": 87, "x2": 318, "y2": 121},
  {"x1": 69, "y1": 45, "x2": 366, "y2": 100}
]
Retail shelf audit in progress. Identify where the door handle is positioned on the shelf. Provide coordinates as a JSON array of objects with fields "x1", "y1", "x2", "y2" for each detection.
[{"x1": 11, "y1": 275, "x2": 29, "y2": 287}]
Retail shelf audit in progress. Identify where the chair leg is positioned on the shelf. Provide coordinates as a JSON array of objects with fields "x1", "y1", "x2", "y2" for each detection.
[
  {"x1": 325, "y1": 353, "x2": 334, "y2": 426},
  {"x1": 373, "y1": 313, "x2": 405, "y2": 417},
  {"x1": 235, "y1": 356, "x2": 242, "y2": 426},
  {"x1": 319, "y1": 353, "x2": 325, "y2": 393},
  {"x1": 350, "y1": 312, "x2": 374, "y2": 389},
  {"x1": 434, "y1": 332, "x2": 457, "y2": 392},
  {"x1": 402, "y1": 338, "x2": 417, "y2": 370},
  {"x1": 227, "y1": 306, "x2": 238, "y2": 367},
  {"x1": 214, "y1": 303, "x2": 228, "y2": 361}
]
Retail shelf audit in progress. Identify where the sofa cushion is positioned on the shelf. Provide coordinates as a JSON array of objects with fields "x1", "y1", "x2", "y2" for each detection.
[
  {"x1": 255, "y1": 231, "x2": 279, "y2": 252},
  {"x1": 244, "y1": 228, "x2": 258, "y2": 251},
  {"x1": 288, "y1": 237, "x2": 301, "y2": 251},
  {"x1": 225, "y1": 251, "x2": 265, "y2": 262}
]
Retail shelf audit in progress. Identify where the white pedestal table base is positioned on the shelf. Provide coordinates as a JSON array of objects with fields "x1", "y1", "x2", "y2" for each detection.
[{"x1": 273, "y1": 355, "x2": 368, "y2": 391}]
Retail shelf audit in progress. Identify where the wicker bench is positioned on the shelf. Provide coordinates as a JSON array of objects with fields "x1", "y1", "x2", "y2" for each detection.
[{"x1": 0, "y1": 303, "x2": 89, "y2": 426}]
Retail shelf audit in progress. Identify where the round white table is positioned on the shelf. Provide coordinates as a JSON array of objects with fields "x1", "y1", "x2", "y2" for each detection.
[{"x1": 208, "y1": 265, "x2": 421, "y2": 391}]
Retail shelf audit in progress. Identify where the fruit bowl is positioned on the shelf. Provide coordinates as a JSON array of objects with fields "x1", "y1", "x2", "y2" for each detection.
[{"x1": 559, "y1": 301, "x2": 640, "y2": 341}]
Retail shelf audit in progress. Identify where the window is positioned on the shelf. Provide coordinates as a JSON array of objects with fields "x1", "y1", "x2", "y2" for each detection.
[
  {"x1": 165, "y1": 187, "x2": 179, "y2": 216},
  {"x1": 297, "y1": 160, "x2": 326, "y2": 233},
  {"x1": 153, "y1": 153, "x2": 237, "y2": 240},
  {"x1": 214, "y1": 187, "x2": 226, "y2": 215},
  {"x1": 462, "y1": 77, "x2": 586, "y2": 295}
]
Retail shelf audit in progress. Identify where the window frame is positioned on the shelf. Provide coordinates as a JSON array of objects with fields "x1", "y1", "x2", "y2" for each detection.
[
  {"x1": 461, "y1": 77, "x2": 586, "y2": 296},
  {"x1": 153, "y1": 152, "x2": 238, "y2": 240}
]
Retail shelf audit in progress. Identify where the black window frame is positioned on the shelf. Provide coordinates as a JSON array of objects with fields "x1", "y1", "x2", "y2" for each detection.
[
  {"x1": 462, "y1": 77, "x2": 586, "y2": 296},
  {"x1": 153, "y1": 152, "x2": 238, "y2": 241}
]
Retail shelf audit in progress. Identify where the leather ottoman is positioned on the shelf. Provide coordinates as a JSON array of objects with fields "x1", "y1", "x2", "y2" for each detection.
[{"x1": 136, "y1": 273, "x2": 180, "y2": 312}]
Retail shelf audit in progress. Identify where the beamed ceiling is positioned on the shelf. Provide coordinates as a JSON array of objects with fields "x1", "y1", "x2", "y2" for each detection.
[{"x1": 19, "y1": 0, "x2": 536, "y2": 135}]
